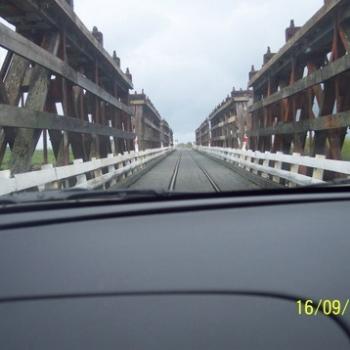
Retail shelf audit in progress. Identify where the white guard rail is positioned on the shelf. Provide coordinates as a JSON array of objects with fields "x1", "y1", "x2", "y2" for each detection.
[
  {"x1": 0, "y1": 147, "x2": 172, "y2": 196},
  {"x1": 196, "y1": 146, "x2": 350, "y2": 187}
]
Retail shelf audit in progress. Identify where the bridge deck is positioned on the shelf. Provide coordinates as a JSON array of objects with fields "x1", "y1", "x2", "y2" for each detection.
[{"x1": 129, "y1": 149, "x2": 258, "y2": 192}]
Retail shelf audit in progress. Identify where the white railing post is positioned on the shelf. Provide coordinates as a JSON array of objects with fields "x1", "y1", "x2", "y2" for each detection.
[
  {"x1": 117, "y1": 154, "x2": 126, "y2": 180},
  {"x1": 73, "y1": 159, "x2": 88, "y2": 188},
  {"x1": 40, "y1": 164, "x2": 58, "y2": 191},
  {"x1": 289, "y1": 153, "x2": 301, "y2": 187},
  {"x1": 253, "y1": 154, "x2": 259, "y2": 175},
  {"x1": 273, "y1": 152, "x2": 283, "y2": 184},
  {"x1": 312, "y1": 154, "x2": 326, "y2": 181},
  {"x1": 140, "y1": 150, "x2": 145, "y2": 169},
  {"x1": 245, "y1": 154, "x2": 252, "y2": 172},
  {"x1": 0, "y1": 170, "x2": 11, "y2": 180},
  {"x1": 261, "y1": 152, "x2": 270, "y2": 179},
  {"x1": 226, "y1": 149, "x2": 233, "y2": 164},
  {"x1": 107, "y1": 154, "x2": 116, "y2": 187},
  {"x1": 239, "y1": 152, "x2": 245, "y2": 169},
  {"x1": 127, "y1": 151, "x2": 134, "y2": 177},
  {"x1": 0, "y1": 170, "x2": 11, "y2": 178},
  {"x1": 133, "y1": 151, "x2": 139, "y2": 173},
  {"x1": 91, "y1": 157, "x2": 102, "y2": 180},
  {"x1": 0, "y1": 170, "x2": 16, "y2": 196}
]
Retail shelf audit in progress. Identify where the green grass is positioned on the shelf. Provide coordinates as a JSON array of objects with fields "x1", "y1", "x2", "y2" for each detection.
[
  {"x1": 1, "y1": 149, "x2": 57, "y2": 171},
  {"x1": 302, "y1": 137, "x2": 350, "y2": 161},
  {"x1": 341, "y1": 138, "x2": 350, "y2": 161}
]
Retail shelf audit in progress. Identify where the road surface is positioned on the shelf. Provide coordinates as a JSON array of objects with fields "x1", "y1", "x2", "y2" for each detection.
[{"x1": 129, "y1": 148, "x2": 258, "y2": 192}]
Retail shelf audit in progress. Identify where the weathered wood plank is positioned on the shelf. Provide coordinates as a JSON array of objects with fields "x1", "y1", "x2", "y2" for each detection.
[
  {"x1": 249, "y1": 54, "x2": 350, "y2": 112},
  {"x1": 0, "y1": 22, "x2": 132, "y2": 115},
  {"x1": 0, "y1": 103, "x2": 135, "y2": 139},
  {"x1": 248, "y1": 110, "x2": 350, "y2": 137},
  {"x1": 3, "y1": 0, "x2": 132, "y2": 89},
  {"x1": 0, "y1": 52, "x2": 30, "y2": 165},
  {"x1": 339, "y1": 20, "x2": 350, "y2": 52},
  {"x1": 10, "y1": 33, "x2": 61, "y2": 174},
  {"x1": 54, "y1": 0, "x2": 133, "y2": 88},
  {"x1": 248, "y1": 0, "x2": 345, "y2": 87}
]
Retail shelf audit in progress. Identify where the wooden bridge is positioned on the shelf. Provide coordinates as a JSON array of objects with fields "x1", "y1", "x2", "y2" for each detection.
[
  {"x1": 0, "y1": 0, "x2": 174, "y2": 194},
  {"x1": 0, "y1": 0, "x2": 140, "y2": 175},
  {"x1": 1, "y1": 0, "x2": 350, "y2": 196},
  {"x1": 196, "y1": 0, "x2": 350, "y2": 188}
]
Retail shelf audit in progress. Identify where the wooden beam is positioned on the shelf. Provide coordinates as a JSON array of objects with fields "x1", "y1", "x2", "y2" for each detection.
[
  {"x1": 248, "y1": 110, "x2": 350, "y2": 137},
  {"x1": 10, "y1": 33, "x2": 61, "y2": 174},
  {"x1": 0, "y1": 52, "x2": 30, "y2": 165},
  {"x1": 4, "y1": 0, "x2": 132, "y2": 89},
  {"x1": 130, "y1": 98, "x2": 163, "y2": 121},
  {"x1": 249, "y1": 53, "x2": 350, "y2": 113},
  {"x1": 0, "y1": 22, "x2": 133, "y2": 116},
  {"x1": 53, "y1": 0, "x2": 133, "y2": 89},
  {"x1": 339, "y1": 20, "x2": 350, "y2": 52},
  {"x1": 0, "y1": 103, "x2": 135, "y2": 139},
  {"x1": 248, "y1": 0, "x2": 346, "y2": 87}
]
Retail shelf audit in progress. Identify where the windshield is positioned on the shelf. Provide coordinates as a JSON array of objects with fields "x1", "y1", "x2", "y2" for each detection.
[
  {"x1": 0, "y1": 0, "x2": 350, "y2": 199},
  {"x1": 2, "y1": 2, "x2": 350, "y2": 349}
]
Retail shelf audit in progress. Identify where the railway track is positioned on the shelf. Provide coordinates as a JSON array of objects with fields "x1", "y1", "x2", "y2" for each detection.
[
  {"x1": 189, "y1": 151, "x2": 221, "y2": 192},
  {"x1": 168, "y1": 152, "x2": 182, "y2": 191},
  {"x1": 168, "y1": 150, "x2": 222, "y2": 192},
  {"x1": 129, "y1": 149, "x2": 256, "y2": 193}
]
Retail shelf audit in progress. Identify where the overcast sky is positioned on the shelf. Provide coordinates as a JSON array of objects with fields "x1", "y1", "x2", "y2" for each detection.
[{"x1": 77, "y1": 1, "x2": 321, "y2": 142}]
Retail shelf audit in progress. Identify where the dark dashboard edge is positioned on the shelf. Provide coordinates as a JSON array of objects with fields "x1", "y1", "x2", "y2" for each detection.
[
  {"x1": 1, "y1": 190, "x2": 350, "y2": 230},
  {"x1": 1, "y1": 185, "x2": 350, "y2": 214}
]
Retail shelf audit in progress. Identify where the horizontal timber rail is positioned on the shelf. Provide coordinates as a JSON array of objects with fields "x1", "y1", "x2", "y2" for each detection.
[
  {"x1": 249, "y1": 54, "x2": 350, "y2": 113},
  {"x1": 0, "y1": 104, "x2": 134, "y2": 139},
  {"x1": 196, "y1": 146, "x2": 350, "y2": 187},
  {"x1": 0, "y1": 0, "x2": 136, "y2": 175},
  {"x1": 248, "y1": 111, "x2": 350, "y2": 137},
  {"x1": 0, "y1": 23, "x2": 132, "y2": 115},
  {"x1": 248, "y1": 0, "x2": 346, "y2": 88},
  {"x1": 0, "y1": 147, "x2": 172, "y2": 196}
]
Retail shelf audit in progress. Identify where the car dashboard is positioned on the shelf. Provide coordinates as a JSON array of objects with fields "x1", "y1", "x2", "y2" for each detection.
[{"x1": 0, "y1": 189, "x2": 350, "y2": 349}]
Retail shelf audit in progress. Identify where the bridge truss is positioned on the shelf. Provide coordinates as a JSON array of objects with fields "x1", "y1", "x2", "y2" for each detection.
[
  {"x1": 249, "y1": 0, "x2": 350, "y2": 165},
  {"x1": 0, "y1": 0, "x2": 135, "y2": 175},
  {"x1": 196, "y1": 0, "x2": 350, "y2": 183}
]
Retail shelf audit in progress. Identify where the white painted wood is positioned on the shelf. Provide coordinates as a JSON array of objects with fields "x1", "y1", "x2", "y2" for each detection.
[
  {"x1": 107, "y1": 154, "x2": 117, "y2": 187},
  {"x1": 15, "y1": 166, "x2": 57, "y2": 191},
  {"x1": 272, "y1": 152, "x2": 283, "y2": 184},
  {"x1": 236, "y1": 158, "x2": 323, "y2": 186},
  {"x1": 40, "y1": 164, "x2": 59, "y2": 191},
  {"x1": 261, "y1": 153, "x2": 270, "y2": 179},
  {"x1": 245, "y1": 156, "x2": 252, "y2": 172},
  {"x1": 312, "y1": 154, "x2": 326, "y2": 181},
  {"x1": 0, "y1": 170, "x2": 11, "y2": 179},
  {"x1": 253, "y1": 157, "x2": 260, "y2": 175},
  {"x1": 0, "y1": 147, "x2": 172, "y2": 196},
  {"x1": 74, "y1": 159, "x2": 88, "y2": 188},
  {"x1": 91, "y1": 157, "x2": 103, "y2": 180},
  {"x1": 289, "y1": 153, "x2": 301, "y2": 187},
  {"x1": 221, "y1": 149, "x2": 350, "y2": 175},
  {"x1": 196, "y1": 146, "x2": 335, "y2": 187},
  {"x1": 0, "y1": 170, "x2": 16, "y2": 196}
]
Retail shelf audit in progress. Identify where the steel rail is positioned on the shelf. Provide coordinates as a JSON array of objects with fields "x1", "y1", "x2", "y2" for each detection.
[
  {"x1": 168, "y1": 152, "x2": 182, "y2": 192},
  {"x1": 189, "y1": 152, "x2": 221, "y2": 193}
]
